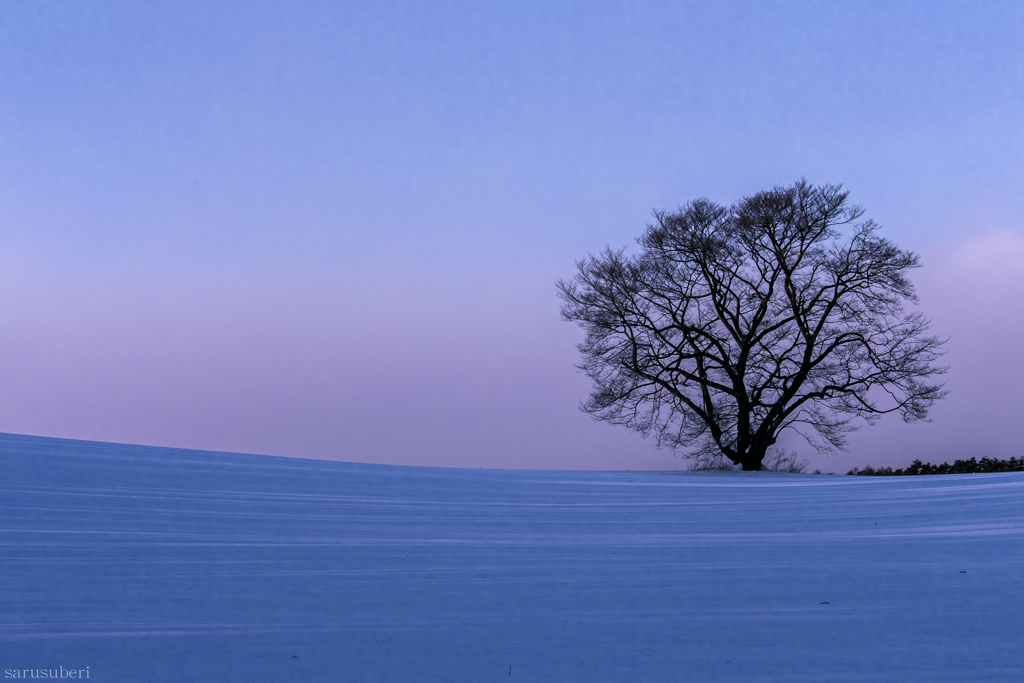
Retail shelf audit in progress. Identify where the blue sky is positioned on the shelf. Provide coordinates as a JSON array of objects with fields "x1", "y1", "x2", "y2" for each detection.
[{"x1": 0, "y1": 1, "x2": 1021, "y2": 470}]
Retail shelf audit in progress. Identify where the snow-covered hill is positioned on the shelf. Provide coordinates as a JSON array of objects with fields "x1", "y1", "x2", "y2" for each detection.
[{"x1": 1, "y1": 433, "x2": 1021, "y2": 681}]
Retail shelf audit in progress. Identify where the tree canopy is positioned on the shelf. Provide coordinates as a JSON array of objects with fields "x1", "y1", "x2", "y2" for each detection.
[{"x1": 558, "y1": 180, "x2": 947, "y2": 470}]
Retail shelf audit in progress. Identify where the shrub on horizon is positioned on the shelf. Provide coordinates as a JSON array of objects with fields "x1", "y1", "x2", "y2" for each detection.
[{"x1": 847, "y1": 457, "x2": 1024, "y2": 476}]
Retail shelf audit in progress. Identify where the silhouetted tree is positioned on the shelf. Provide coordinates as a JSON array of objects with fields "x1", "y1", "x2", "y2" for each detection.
[{"x1": 558, "y1": 180, "x2": 947, "y2": 470}]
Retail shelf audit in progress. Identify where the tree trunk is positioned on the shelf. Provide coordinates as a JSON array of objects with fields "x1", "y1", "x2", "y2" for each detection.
[{"x1": 739, "y1": 443, "x2": 769, "y2": 471}]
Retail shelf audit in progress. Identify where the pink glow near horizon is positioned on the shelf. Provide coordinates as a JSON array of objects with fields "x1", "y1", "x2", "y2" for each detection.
[
  {"x1": 0, "y1": 229, "x2": 1020, "y2": 472},
  {"x1": 837, "y1": 230, "x2": 1024, "y2": 470}
]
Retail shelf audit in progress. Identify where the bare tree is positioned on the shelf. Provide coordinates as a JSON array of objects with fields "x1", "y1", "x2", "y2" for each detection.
[{"x1": 557, "y1": 180, "x2": 947, "y2": 470}]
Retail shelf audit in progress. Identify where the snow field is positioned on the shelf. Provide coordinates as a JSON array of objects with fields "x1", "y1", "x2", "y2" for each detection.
[{"x1": 1, "y1": 433, "x2": 1021, "y2": 681}]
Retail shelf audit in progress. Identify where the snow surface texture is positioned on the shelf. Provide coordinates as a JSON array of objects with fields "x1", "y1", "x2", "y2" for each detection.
[{"x1": 1, "y1": 433, "x2": 1021, "y2": 682}]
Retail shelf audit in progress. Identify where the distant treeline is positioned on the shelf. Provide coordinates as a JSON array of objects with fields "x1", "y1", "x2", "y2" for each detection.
[{"x1": 848, "y1": 457, "x2": 1024, "y2": 476}]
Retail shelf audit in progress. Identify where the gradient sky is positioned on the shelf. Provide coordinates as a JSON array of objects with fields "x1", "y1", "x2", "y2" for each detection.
[{"x1": 0, "y1": 1, "x2": 1021, "y2": 472}]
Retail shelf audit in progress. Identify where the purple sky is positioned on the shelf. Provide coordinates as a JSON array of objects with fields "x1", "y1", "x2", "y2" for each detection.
[{"x1": 0, "y1": 1, "x2": 1021, "y2": 472}]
